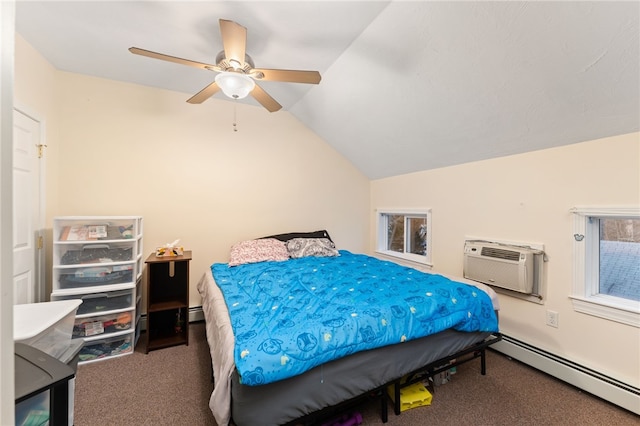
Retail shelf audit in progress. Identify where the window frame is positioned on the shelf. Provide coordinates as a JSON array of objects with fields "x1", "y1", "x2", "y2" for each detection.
[
  {"x1": 376, "y1": 208, "x2": 432, "y2": 266},
  {"x1": 570, "y1": 206, "x2": 640, "y2": 328}
]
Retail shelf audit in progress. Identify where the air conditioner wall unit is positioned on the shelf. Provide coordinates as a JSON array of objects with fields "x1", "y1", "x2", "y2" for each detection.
[{"x1": 463, "y1": 241, "x2": 535, "y2": 294}]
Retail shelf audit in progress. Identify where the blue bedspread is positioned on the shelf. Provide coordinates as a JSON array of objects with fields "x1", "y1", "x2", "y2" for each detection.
[{"x1": 211, "y1": 251, "x2": 498, "y2": 386}]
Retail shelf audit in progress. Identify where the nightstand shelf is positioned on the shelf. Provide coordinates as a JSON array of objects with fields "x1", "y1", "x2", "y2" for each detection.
[
  {"x1": 144, "y1": 251, "x2": 192, "y2": 353},
  {"x1": 148, "y1": 300, "x2": 186, "y2": 312}
]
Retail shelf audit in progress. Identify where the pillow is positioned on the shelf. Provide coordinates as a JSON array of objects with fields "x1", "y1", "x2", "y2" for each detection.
[
  {"x1": 228, "y1": 238, "x2": 290, "y2": 266},
  {"x1": 286, "y1": 238, "x2": 339, "y2": 259},
  {"x1": 260, "y1": 230, "x2": 333, "y2": 243}
]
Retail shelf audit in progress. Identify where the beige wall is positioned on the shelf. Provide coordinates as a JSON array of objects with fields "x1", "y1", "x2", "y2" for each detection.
[
  {"x1": 371, "y1": 132, "x2": 640, "y2": 387},
  {"x1": 14, "y1": 35, "x2": 370, "y2": 307}
]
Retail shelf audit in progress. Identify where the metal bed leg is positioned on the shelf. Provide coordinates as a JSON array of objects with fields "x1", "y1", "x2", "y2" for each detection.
[
  {"x1": 394, "y1": 380, "x2": 402, "y2": 415},
  {"x1": 380, "y1": 387, "x2": 388, "y2": 423},
  {"x1": 208, "y1": 349, "x2": 215, "y2": 384},
  {"x1": 480, "y1": 348, "x2": 486, "y2": 375}
]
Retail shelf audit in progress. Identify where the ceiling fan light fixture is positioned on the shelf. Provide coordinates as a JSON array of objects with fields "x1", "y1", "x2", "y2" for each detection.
[{"x1": 215, "y1": 72, "x2": 255, "y2": 99}]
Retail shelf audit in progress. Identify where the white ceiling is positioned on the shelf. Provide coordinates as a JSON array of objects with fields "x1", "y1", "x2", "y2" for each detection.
[{"x1": 15, "y1": 1, "x2": 640, "y2": 179}]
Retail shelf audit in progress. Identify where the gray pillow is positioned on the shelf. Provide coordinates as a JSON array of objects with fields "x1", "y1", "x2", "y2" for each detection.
[{"x1": 286, "y1": 238, "x2": 339, "y2": 258}]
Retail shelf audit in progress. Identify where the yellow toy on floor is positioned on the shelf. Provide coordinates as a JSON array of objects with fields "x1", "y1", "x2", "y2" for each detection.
[{"x1": 387, "y1": 381, "x2": 433, "y2": 412}]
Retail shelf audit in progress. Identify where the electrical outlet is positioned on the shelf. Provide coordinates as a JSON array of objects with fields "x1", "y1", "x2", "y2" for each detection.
[{"x1": 546, "y1": 310, "x2": 559, "y2": 328}]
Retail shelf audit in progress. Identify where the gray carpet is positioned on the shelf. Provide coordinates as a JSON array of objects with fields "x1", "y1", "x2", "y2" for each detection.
[{"x1": 73, "y1": 322, "x2": 638, "y2": 425}]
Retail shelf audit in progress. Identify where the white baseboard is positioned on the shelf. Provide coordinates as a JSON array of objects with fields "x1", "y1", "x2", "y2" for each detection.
[
  {"x1": 493, "y1": 335, "x2": 640, "y2": 415},
  {"x1": 138, "y1": 306, "x2": 204, "y2": 331},
  {"x1": 188, "y1": 306, "x2": 205, "y2": 322}
]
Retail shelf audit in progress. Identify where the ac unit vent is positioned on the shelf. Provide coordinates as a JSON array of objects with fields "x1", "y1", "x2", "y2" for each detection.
[
  {"x1": 464, "y1": 241, "x2": 536, "y2": 294},
  {"x1": 480, "y1": 247, "x2": 521, "y2": 262}
]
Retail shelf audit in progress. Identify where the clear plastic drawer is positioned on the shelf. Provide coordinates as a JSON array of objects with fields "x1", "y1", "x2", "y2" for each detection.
[
  {"x1": 57, "y1": 264, "x2": 134, "y2": 289},
  {"x1": 73, "y1": 311, "x2": 133, "y2": 338},
  {"x1": 55, "y1": 242, "x2": 135, "y2": 266},
  {"x1": 78, "y1": 333, "x2": 133, "y2": 363},
  {"x1": 14, "y1": 300, "x2": 82, "y2": 361},
  {"x1": 56, "y1": 221, "x2": 138, "y2": 242},
  {"x1": 52, "y1": 289, "x2": 134, "y2": 315}
]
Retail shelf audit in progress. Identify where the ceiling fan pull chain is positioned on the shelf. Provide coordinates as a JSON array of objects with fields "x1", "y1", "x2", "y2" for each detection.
[{"x1": 233, "y1": 104, "x2": 238, "y2": 132}]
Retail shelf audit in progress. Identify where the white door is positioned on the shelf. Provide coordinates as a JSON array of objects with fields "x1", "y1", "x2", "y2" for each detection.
[{"x1": 13, "y1": 109, "x2": 44, "y2": 304}]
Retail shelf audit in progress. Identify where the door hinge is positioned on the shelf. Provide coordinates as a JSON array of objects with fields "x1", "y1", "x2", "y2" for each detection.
[
  {"x1": 37, "y1": 235, "x2": 44, "y2": 249},
  {"x1": 36, "y1": 144, "x2": 48, "y2": 158}
]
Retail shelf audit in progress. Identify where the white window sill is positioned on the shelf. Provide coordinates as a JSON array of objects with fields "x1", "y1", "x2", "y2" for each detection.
[
  {"x1": 375, "y1": 250, "x2": 433, "y2": 268},
  {"x1": 569, "y1": 295, "x2": 640, "y2": 328}
]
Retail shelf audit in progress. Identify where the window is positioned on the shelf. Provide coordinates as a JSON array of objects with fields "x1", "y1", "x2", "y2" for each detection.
[
  {"x1": 376, "y1": 209, "x2": 432, "y2": 265},
  {"x1": 571, "y1": 207, "x2": 640, "y2": 327}
]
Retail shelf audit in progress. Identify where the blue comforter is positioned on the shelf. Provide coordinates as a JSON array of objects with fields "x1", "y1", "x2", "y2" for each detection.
[{"x1": 211, "y1": 251, "x2": 498, "y2": 386}]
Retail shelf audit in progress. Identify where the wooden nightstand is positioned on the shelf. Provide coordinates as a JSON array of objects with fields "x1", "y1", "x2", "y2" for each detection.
[{"x1": 144, "y1": 251, "x2": 192, "y2": 353}]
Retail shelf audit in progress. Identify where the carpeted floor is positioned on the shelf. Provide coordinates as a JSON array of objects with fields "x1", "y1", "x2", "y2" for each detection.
[{"x1": 73, "y1": 322, "x2": 638, "y2": 425}]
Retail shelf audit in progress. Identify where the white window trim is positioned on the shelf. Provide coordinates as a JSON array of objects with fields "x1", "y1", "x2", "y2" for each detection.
[
  {"x1": 570, "y1": 206, "x2": 640, "y2": 328},
  {"x1": 376, "y1": 208, "x2": 432, "y2": 266}
]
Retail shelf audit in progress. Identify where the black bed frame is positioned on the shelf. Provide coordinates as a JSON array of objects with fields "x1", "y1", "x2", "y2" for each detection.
[
  {"x1": 388, "y1": 333, "x2": 502, "y2": 416},
  {"x1": 281, "y1": 333, "x2": 502, "y2": 425}
]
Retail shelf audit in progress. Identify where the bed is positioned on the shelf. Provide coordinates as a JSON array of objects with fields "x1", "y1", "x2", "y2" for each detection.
[{"x1": 197, "y1": 232, "x2": 500, "y2": 425}]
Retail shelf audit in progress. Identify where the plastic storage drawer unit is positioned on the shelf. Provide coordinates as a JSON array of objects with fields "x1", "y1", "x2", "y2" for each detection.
[
  {"x1": 52, "y1": 216, "x2": 143, "y2": 364},
  {"x1": 14, "y1": 300, "x2": 82, "y2": 360}
]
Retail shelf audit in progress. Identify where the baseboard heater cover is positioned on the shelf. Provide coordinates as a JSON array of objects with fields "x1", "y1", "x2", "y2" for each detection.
[{"x1": 493, "y1": 334, "x2": 640, "y2": 415}]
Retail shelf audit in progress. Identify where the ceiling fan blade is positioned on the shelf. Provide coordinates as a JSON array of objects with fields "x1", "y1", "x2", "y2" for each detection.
[
  {"x1": 219, "y1": 19, "x2": 247, "y2": 66},
  {"x1": 252, "y1": 68, "x2": 321, "y2": 84},
  {"x1": 129, "y1": 47, "x2": 217, "y2": 71},
  {"x1": 250, "y1": 84, "x2": 282, "y2": 112},
  {"x1": 187, "y1": 82, "x2": 221, "y2": 104}
]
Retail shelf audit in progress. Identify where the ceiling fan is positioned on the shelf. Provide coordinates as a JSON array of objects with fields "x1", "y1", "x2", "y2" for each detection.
[{"x1": 129, "y1": 19, "x2": 321, "y2": 112}]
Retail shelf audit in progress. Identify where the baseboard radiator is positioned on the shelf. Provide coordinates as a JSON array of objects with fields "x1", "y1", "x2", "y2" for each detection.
[{"x1": 493, "y1": 334, "x2": 640, "y2": 415}]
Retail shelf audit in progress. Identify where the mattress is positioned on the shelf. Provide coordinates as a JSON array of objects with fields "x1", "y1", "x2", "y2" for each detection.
[{"x1": 211, "y1": 251, "x2": 498, "y2": 386}]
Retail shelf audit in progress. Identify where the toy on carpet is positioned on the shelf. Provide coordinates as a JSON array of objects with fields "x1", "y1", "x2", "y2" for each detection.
[{"x1": 320, "y1": 411, "x2": 363, "y2": 426}]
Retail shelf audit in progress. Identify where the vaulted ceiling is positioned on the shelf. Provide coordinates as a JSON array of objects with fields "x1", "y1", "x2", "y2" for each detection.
[{"x1": 15, "y1": 1, "x2": 640, "y2": 179}]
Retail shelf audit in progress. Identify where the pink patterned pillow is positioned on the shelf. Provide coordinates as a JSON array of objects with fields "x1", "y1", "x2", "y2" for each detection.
[{"x1": 228, "y1": 238, "x2": 290, "y2": 266}]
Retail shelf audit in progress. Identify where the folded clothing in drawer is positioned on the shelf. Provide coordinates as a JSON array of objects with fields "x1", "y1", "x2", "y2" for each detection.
[
  {"x1": 60, "y1": 244, "x2": 133, "y2": 265},
  {"x1": 59, "y1": 265, "x2": 133, "y2": 288},
  {"x1": 79, "y1": 290, "x2": 133, "y2": 315},
  {"x1": 78, "y1": 334, "x2": 133, "y2": 362},
  {"x1": 73, "y1": 312, "x2": 133, "y2": 338}
]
